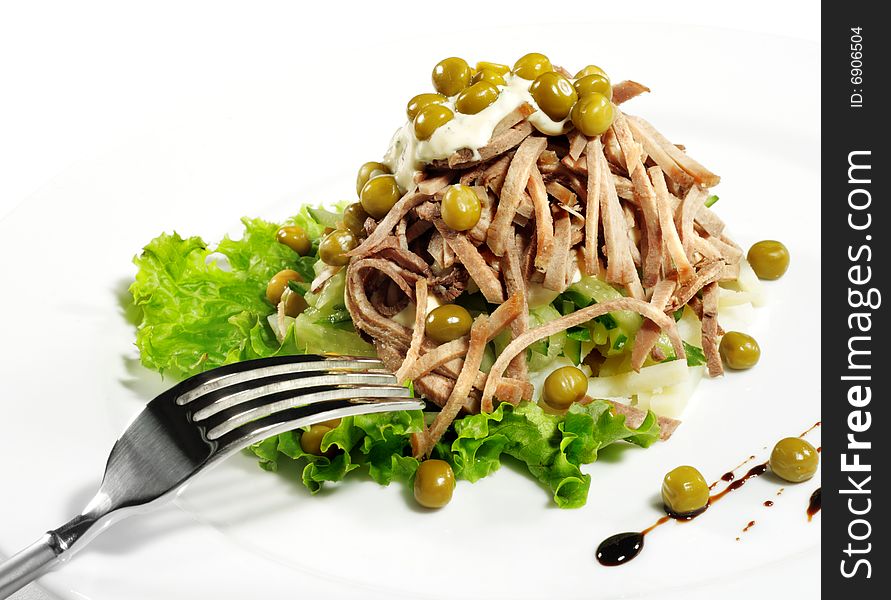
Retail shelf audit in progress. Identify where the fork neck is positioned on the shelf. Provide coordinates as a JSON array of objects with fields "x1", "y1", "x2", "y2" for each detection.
[{"x1": 49, "y1": 493, "x2": 114, "y2": 558}]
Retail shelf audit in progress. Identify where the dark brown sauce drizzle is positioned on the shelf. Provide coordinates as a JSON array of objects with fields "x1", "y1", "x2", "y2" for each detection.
[
  {"x1": 709, "y1": 455, "x2": 755, "y2": 490},
  {"x1": 708, "y1": 462, "x2": 768, "y2": 503},
  {"x1": 799, "y1": 421, "x2": 821, "y2": 437},
  {"x1": 597, "y1": 422, "x2": 822, "y2": 567},
  {"x1": 807, "y1": 488, "x2": 822, "y2": 521},
  {"x1": 597, "y1": 462, "x2": 768, "y2": 566}
]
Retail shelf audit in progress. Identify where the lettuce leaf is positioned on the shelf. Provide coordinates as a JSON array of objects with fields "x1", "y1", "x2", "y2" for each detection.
[
  {"x1": 249, "y1": 411, "x2": 425, "y2": 492},
  {"x1": 251, "y1": 400, "x2": 660, "y2": 508},
  {"x1": 449, "y1": 401, "x2": 660, "y2": 508},
  {"x1": 129, "y1": 216, "x2": 371, "y2": 377}
]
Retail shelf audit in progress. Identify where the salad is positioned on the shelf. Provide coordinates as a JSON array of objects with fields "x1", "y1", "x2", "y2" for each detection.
[{"x1": 130, "y1": 53, "x2": 782, "y2": 509}]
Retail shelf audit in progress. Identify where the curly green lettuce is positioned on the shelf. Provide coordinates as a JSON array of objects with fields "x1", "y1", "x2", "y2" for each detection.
[{"x1": 129, "y1": 215, "x2": 370, "y2": 379}]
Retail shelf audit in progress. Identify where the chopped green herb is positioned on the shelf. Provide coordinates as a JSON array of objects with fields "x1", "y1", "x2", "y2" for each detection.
[
  {"x1": 673, "y1": 307, "x2": 685, "y2": 322},
  {"x1": 561, "y1": 290, "x2": 594, "y2": 309},
  {"x1": 683, "y1": 342, "x2": 707, "y2": 366},
  {"x1": 612, "y1": 333, "x2": 628, "y2": 351},
  {"x1": 594, "y1": 313, "x2": 618, "y2": 330},
  {"x1": 705, "y1": 195, "x2": 719, "y2": 208},
  {"x1": 567, "y1": 326, "x2": 593, "y2": 342},
  {"x1": 287, "y1": 279, "x2": 311, "y2": 296}
]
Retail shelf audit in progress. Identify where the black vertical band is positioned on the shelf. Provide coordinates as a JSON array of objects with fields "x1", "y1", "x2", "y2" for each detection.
[{"x1": 823, "y1": 4, "x2": 887, "y2": 595}]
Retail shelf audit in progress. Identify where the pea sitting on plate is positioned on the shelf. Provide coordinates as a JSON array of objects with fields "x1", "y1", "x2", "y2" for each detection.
[
  {"x1": 769, "y1": 437, "x2": 819, "y2": 483},
  {"x1": 747, "y1": 240, "x2": 790, "y2": 280},
  {"x1": 719, "y1": 331, "x2": 761, "y2": 370},
  {"x1": 414, "y1": 459, "x2": 456, "y2": 508},
  {"x1": 661, "y1": 465, "x2": 710, "y2": 517}
]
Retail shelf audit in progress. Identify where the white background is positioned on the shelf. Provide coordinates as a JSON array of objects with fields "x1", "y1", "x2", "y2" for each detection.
[
  {"x1": 0, "y1": 2, "x2": 820, "y2": 599},
  {"x1": 1, "y1": 0, "x2": 819, "y2": 221}
]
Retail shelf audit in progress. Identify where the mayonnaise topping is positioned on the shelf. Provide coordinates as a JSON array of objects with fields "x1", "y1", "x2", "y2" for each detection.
[{"x1": 383, "y1": 74, "x2": 569, "y2": 192}]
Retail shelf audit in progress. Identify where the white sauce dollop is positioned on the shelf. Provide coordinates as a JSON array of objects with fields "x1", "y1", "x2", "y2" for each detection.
[{"x1": 383, "y1": 74, "x2": 569, "y2": 191}]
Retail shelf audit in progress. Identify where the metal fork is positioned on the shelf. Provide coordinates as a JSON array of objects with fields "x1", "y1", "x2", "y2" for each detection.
[{"x1": 0, "y1": 354, "x2": 423, "y2": 598}]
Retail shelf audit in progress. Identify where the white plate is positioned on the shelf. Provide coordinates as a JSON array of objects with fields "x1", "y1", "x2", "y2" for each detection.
[{"x1": 0, "y1": 24, "x2": 819, "y2": 600}]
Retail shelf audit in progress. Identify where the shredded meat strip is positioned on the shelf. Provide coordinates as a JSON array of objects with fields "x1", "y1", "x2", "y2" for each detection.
[
  {"x1": 665, "y1": 259, "x2": 725, "y2": 312},
  {"x1": 543, "y1": 211, "x2": 571, "y2": 291},
  {"x1": 594, "y1": 136, "x2": 636, "y2": 284},
  {"x1": 528, "y1": 166, "x2": 555, "y2": 271},
  {"x1": 676, "y1": 185, "x2": 706, "y2": 261},
  {"x1": 701, "y1": 281, "x2": 723, "y2": 377},
  {"x1": 630, "y1": 279, "x2": 678, "y2": 371},
  {"x1": 613, "y1": 110, "x2": 662, "y2": 288},
  {"x1": 481, "y1": 298, "x2": 686, "y2": 411},
  {"x1": 626, "y1": 115, "x2": 720, "y2": 187},
  {"x1": 347, "y1": 190, "x2": 430, "y2": 257},
  {"x1": 582, "y1": 138, "x2": 602, "y2": 276},
  {"x1": 649, "y1": 166, "x2": 694, "y2": 282},
  {"x1": 501, "y1": 233, "x2": 529, "y2": 382},
  {"x1": 611, "y1": 80, "x2": 651, "y2": 105},
  {"x1": 413, "y1": 314, "x2": 491, "y2": 457},
  {"x1": 394, "y1": 278, "x2": 428, "y2": 383},
  {"x1": 444, "y1": 121, "x2": 534, "y2": 169},
  {"x1": 487, "y1": 136, "x2": 548, "y2": 256},
  {"x1": 431, "y1": 218, "x2": 504, "y2": 303}
]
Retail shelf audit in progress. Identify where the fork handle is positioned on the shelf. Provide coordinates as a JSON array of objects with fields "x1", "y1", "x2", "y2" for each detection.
[{"x1": 0, "y1": 533, "x2": 62, "y2": 599}]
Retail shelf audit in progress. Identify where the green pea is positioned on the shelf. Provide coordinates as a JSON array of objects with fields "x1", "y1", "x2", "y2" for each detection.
[
  {"x1": 475, "y1": 61, "x2": 510, "y2": 76},
  {"x1": 413, "y1": 103, "x2": 454, "y2": 141},
  {"x1": 413, "y1": 459, "x2": 455, "y2": 508},
  {"x1": 441, "y1": 185, "x2": 482, "y2": 231},
  {"x1": 300, "y1": 424, "x2": 336, "y2": 457},
  {"x1": 455, "y1": 81, "x2": 500, "y2": 115},
  {"x1": 573, "y1": 74, "x2": 612, "y2": 100},
  {"x1": 342, "y1": 202, "x2": 369, "y2": 236},
  {"x1": 769, "y1": 437, "x2": 819, "y2": 483},
  {"x1": 406, "y1": 93, "x2": 448, "y2": 121},
  {"x1": 432, "y1": 57, "x2": 472, "y2": 97},
  {"x1": 356, "y1": 161, "x2": 390, "y2": 196},
  {"x1": 471, "y1": 68, "x2": 507, "y2": 87},
  {"x1": 542, "y1": 366, "x2": 588, "y2": 409},
  {"x1": 512, "y1": 52, "x2": 553, "y2": 80},
  {"x1": 661, "y1": 465, "x2": 710, "y2": 517},
  {"x1": 530, "y1": 72, "x2": 578, "y2": 121},
  {"x1": 719, "y1": 331, "x2": 761, "y2": 370},
  {"x1": 747, "y1": 240, "x2": 790, "y2": 280},
  {"x1": 570, "y1": 92, "x2": 614, "y2": 136},
  {"x1": 425, "y1": 304, "x2": 473, "y2": 343},
  {"x1": 319, "y1": 229, "x2": 357, "y2": 266},
  {"x1": 574, "y1": 64, "x2": 608, "y2": 80},
  {"x1": 275, "y1": 225, "x2": 312, "y2": 256},
  {"x1": 360, "y1": 174, "x2": 401, "y2": 218}
]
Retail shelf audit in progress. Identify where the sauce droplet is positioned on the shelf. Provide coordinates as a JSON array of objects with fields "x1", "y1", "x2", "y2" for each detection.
[
  {"x1": 807, "y1": 488, "x2": 822, "y2": 521},
  {"x1": 743, "y1": 520, "x2": 756, "y2": 532},
  {"x1": 764, "y1": 500, "x2": 774, "y2": 507},
  {"x1": 596, "y1": 532, "x2": 644, "y2": 566}
]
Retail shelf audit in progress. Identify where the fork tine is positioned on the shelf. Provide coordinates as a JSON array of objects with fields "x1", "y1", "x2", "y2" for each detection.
[
  {"x1": 188, "y1": 371, "x2": 400, "y2": 421},
  {"x1": 202, "y1": 385, "x2": 414, "y2": 440},
  {"x1": 214, "y1": 396, "x2": 425, "y2": 451},
  {"x1": 174, "y1": 355, "x2": 386, "y2": 406}
]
